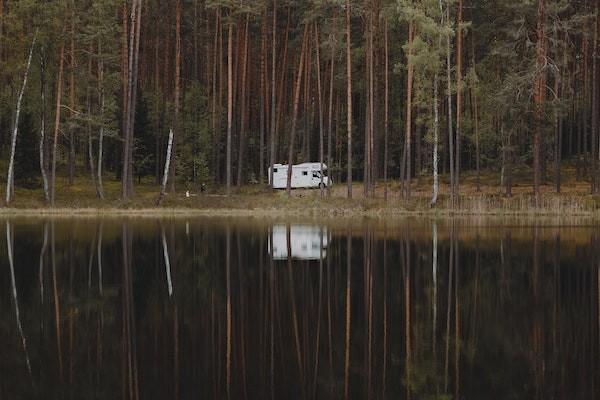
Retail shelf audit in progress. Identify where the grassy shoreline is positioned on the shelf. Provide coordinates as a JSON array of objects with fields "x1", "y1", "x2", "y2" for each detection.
[
  {"x1": 2, "y1": 192, "x2": 600, "y2": 218},
  {"x1": 4, "y1": 172, "x2": 600, "y2": 217}
]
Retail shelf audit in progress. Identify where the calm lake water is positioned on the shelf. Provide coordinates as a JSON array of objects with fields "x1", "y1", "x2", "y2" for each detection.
[{"x1": 1, "y1": 217, "x2": 599, "y2": 399}]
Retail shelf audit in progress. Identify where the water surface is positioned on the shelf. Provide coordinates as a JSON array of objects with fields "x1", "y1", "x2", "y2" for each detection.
[{"x1": 0, "y1": 217, "x2": 599, "y2": 399}]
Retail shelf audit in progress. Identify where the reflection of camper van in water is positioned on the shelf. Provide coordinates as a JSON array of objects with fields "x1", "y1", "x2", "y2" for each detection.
[
  {"x1": 268, "y1": 163, "x2": 331, "y2": 189},
  {"x1": 269, "y1": 225, "x2": 329, "y2": 260}
]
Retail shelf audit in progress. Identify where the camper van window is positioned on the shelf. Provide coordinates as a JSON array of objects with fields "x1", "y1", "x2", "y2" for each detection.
[
  {"x1": 273, "y1": 168, "x2": 278, "y2": 173},
  {"x1": 302, "y1": 171, "x2": 308, "y2": 176},
  {"x1": 313, "y1": 172, "x2": 319, "y2": 178}
]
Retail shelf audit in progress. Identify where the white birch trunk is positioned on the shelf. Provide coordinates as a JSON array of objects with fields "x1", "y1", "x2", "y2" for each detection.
[
  {"x1": 157, "y1": 128, "x2": 174, "y2": 205},
  {"x1": 6, "y1": 33, "x2": 36, "y2": 204}
]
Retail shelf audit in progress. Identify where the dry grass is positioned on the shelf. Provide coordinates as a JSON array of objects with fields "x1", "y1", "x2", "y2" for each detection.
[{"x1": 1, "y1": 166, "x2": 599, "y2": 217}]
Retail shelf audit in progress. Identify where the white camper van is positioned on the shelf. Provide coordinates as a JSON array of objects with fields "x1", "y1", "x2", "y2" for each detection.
[{"x1": 268, "y1": 163, "x2": 331, "y2": 189}]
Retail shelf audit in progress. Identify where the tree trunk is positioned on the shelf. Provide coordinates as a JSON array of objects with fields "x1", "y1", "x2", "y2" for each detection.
[
  {"x1": 259, "y1": 13, "x2": 266, "y2": 185},
  {"x1": 286, "y1": 25, "x2": 309, "y2": 196},
  {"x1": 327, "y1": 27, "x2": 336, "y2": 197},
  {"x1": 212, "y1": 9, "x2": 221, "y2": 184},
  {"x1": 432, "y1": 61, "x2": 440, "y2": 205},
  {"x1": 51, "y1": 43, "x2": 66, "y2": 207},
  {"x1": 157, "y1": 128, "x2": 174, "y2": 202},
  {"x1": 315, "y1": 24, "x2": 325, "y2": 197},
  {"x1": 384, "y1": 18, "x2": 389, "y2": 201},
  {"x1": 86, "y1": 46, "x2": 97, "y2": 197},
  {"x1": 446, "y1": 0, "x2": 455, "y2": 207},
  {"x1": 591, "y1": 3, "x2": 599, "y2": 194},
  {"x1": 533, "y1": 0, "x2": 546, "y2": 207},
  {"x1": 0, "y1": 0, "x2": 3, "y2": 62},
  {"x1": 226, "y1": 19, "x2": 233, "y2": 195},
  {"x1": 39, "y1": 50, "x2": 50, "y2": 202},
  {"x1": 471, "y1": 34, "x2": 480, "y2": 192},
  {"x1": 269, "y1": 0, "x2": 277, "y2": 187},
  {"x1": 404, "y1": 21, "x2": 415, "y2": 200},
  {"x1": 237, "y1": 15, "x2": 249, "y2": 186},
  {"x1": 455, "y1": 0, "x2": 463, "y2": 202},
  {"x1": 274, "y1": 9, "x2": 291, "y2": 166},
  {"x1": 345, "y1": 0, "x2": 353, "y2": 199},
  {"x1": 121, "y1": 0, "x2": 129, "y2": 184},
  {"x1": 68, "y1": 7, "x2": 76, "y2": 186},
  {"x1": 169, "y1": 0, "x2": 181, "y2": 193},
  {"x1": 368, "y1": 8, "x2": 375, "y2": 198},
  {"x1": 122, "y1": 0, "x2": 142, "y2": 199},
  {"x1": 6, "y1": 33, "x2": 36, "y2": 204},
  {"x1": 363, "y1": 5, "x2": 373, "y2": 198},
  {"x1": 97, "y1": 44, "x2": 105, "y2": 200}
]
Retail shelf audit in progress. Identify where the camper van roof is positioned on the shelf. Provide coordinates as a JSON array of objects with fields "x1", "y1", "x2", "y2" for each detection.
[{"x1": 272, "y1": 163, "x2": 328, "y2": 170}]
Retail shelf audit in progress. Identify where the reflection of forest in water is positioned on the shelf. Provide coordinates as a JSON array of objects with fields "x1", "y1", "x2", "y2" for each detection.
[{"x1": 0, "y1": 217, "x2": 599, "y2": 399}]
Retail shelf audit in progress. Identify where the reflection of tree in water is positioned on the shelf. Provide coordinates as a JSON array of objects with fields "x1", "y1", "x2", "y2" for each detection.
[{"x1": 0, "y1": 218, "x2": 598, "y2": 399}]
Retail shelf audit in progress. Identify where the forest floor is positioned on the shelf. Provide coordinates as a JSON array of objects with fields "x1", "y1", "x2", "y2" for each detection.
[{"x1": 2, "y1": 165, "x2": 600, "y2": 216}]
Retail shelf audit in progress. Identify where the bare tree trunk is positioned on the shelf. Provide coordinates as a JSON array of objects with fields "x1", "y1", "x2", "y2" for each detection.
[
  {"x1": 368, "y1": 7, "x2": 375, "y2": 198},
  {"x1": 0, "y1": 0, "x2": 3, "y2": 62},
  {"x1": 97, "y1": 44, "x2": 105, "y2": 200},
  {"x1": 404, "y1": 21, "x2": 415, "y2": 200},
  {"x1": 471, "y1": 36, "x2": 481, "y2": 192},
  {"x1": 455, "y1": 0, "x2": 463, "y2": 202},
  {"x1": 345, "y1": 0, "x2": 353, "y2": 199},
  {"x1": 446, "y1": 0, "x2": 455, "y2": 208},
  {"x1": 157, "y1": 129, "x2": 174, "y2": 206},
  {"x1": 556, "y1": 35, "x2": 568, "y2": 193},
  {"x1": 68, "y1": 7, "x2": 76, "y2": 186},
  {"x1": 286, "y1": 25, "x2": 309, "y2": 196},
  {"x1": 269, "y1": 0, "x2": 277, "y2": 188},
  {"x1": 591, "y1": 3, "x2": 599, "y2": 194},
  {"x1": 6, "y1": 32, "x2": 36, "y2": 204},
  {"x1": 384, "y1": 18, "x2": 389, "y2": 201},
  {"x1": 432, "y1": 63, "x2": 440, "y2": 205},
  {"x1": 86, "y1": 46, "x2": 97, "y2": 196},
  {"x1": 122, "y1": 0, "x2": 142, "y2": 199},
  {"x1": 328, "y1": 15, "x2": 337, "y2": 197},
  {"x1": 51, "y1": 42, "x2": 66, "y2": 207},
  {"x1": 226, "y1": 20, "x2": 233, "y2": 196},
  {"x1": 315, "y1": 24, "x2": 325, "y2": 197},
  {"x1": 169, "y1": 0, "x2": 181, "y2": 193},
  {"x1": 237, "y1": 15, "x2": 250, "y2": 186},
  {"x1": 259, "y1": 13, "x2": 266, "y2": 185},
  {"x1": 213, "y1": 9, "x2": 221, "y2": 184},
  {"x1": 39, "y1": 50, "x2": 50, "y2": 202},
  {"x1": 533, "y1": 0, "x2": 546, "y2": 207}
]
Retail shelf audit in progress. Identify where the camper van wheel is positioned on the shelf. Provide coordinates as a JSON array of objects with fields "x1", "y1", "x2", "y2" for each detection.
[{"x1": 319, "y1": 183, "x2": 326, "y2": 189}]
